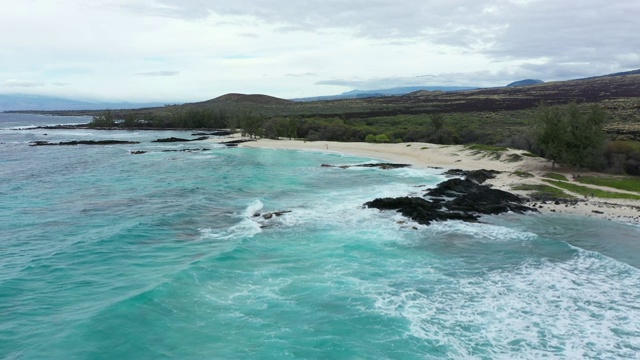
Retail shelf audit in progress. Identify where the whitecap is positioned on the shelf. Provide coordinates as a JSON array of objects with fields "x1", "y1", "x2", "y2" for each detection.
[
  {"x1": 244, "y1": 199, "x2": 264, "y2": 217},
  {"x1": 428, "y1": 221, "x2": 538, "y2": 242},
  {"x1": 392, "y1": 167, "x2": 446, "y2": 180},
  {"x1": 199, "y1": 218, "x2": 262, "y2": 241},
  {"x1": 191, "y1": 155, "x2": 217, "y2": 160},
  {"x1": 199, "y1": 199, "x2": 265, "y2": 241},
  {"x1": 363, "y1": 251, "x2": 640, "y2": 358}
]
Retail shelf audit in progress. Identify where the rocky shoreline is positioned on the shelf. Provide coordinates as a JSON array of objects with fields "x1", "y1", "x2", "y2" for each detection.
[
  {"x1": 238, "y1": 138, "x2": 640, "y2": 226},
  {"x1": 251, "y1": 166, "x2": 539, "y2": 229},
  {"x1": 27, "y1": 135, "x2": 241, "y2": 148},
  {"x1": 364, "y1": 169, "x2": 536, "y2": 226}
]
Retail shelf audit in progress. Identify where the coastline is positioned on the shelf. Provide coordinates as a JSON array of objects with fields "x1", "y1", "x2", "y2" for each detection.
[{"x1": 226, "y1": 137, "x2": 640, "y2": 225}]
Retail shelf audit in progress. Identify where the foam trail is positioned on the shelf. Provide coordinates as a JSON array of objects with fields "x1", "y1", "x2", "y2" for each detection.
[
  {"x1": 200, "y1": 199, "x2": 265, "y2": 241},
  {"x1": 429, "y1": 220, "x2": 538, "y2": 242}
]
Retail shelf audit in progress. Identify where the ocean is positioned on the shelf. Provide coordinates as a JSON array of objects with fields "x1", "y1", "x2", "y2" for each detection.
[{"x1": 1, "y1": 113, "x2": 639, "y2": 359}]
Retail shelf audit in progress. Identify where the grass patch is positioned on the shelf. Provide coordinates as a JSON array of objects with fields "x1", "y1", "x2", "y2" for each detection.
[
  {"x1": 406, "y1": 144, "x2": 412, "y2": 147},
  {"x1": 465, "y1": 144, "x2": 508, "y2": 152},
  {"x1": 465, "y1": 144, "x2": 508, "y2": 161},
  {"x1": 512, "y1": 184, "x2": 574, "y2": 200},
  {"x1": 513, "y1": 171, "x2": 534, "y2": 178},
  {"x1": 420, "y1": 146, "x2": 429, "y2": 150},
  {"x1": 575, "y1": 176, "x2": 640, "y2": 193},
  {"x1": 542, "y1": 180, "x2": 640, "y2": 200},
  {"x1": 521, "y1": 152, "x2": 538, "y2": 157},
  {"x1": 506, "y1": 153, "x2": 523, "y2": 162},
  {"x1": 544, "y1": 173, "x2": 569, "y2": 181}
]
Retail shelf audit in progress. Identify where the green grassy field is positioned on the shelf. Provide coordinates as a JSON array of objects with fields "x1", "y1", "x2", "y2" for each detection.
[
  {"x1": 542, "y1": 180, "x2": 640, "y2": 200},
  {"x1": 543, "y1": 173, "x2": 569, "y2": 181},
  {"x1": 511, "y1": 184, "x2": 575, "y2": 200},
  {"x1": 575, "y1": 176, "x2": 640, "y2": 192}
]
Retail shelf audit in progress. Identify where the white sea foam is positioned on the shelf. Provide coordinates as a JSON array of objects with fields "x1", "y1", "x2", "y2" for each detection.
[
  {"x1": 199, "y1": 218, "x2": 262, "y2": 241},
  {"x1": 365, "y1": 248, "x2": 640, "y2": 358},
  {"x1": 244, "y1": 199, "x2": 264, "y2": 217},
  {"x1": 4, "y1": 125, "x2": 38, "y2": 130},
  {"x1": 274, "y1": 182, "x2": 423, "y2": 229},
  {"x1": 428, "y1": 220, "x2": 538, "y2": 242},
  {"x1": 191, "y1": 155, "x2": 217, "y2": 160},
  {"x1": 49, "y1": 130, "x2": 94, "y2": 136},
  {"x1": 393, "y1": 166, "x2": 446, "y2": 180},
  {"x1": 2, "y1": 123, "x2": 84, "y2": 130},
  {"x1": 199, "y1": 200, "x2": 264, "y2": 241},
  {"x1": 335, "y1": 162, "x2": 444, "y2": 181}
]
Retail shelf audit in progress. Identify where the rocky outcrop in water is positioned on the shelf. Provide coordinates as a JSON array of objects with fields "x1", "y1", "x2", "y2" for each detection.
[
  {"x1": 162, "y1": 148, "x2": 210, "y2": 153},
  {"x1": 321, "y1": 163, "x2": 411, "y2": 170},
  {"x1": 365, "y1": 197, "x2": 479, "y2": 225},
  {"x1": 253, "y1": 210, "x2": 292, "y2": 220},
  {"x1": 30, "y1": 140, "x2": 140, "y2": 146},
  {"x1": 30, "y1": 124, "x2": 90, "y2": 130},
  {"x1": 365, "y1": 170, "x2": 536, "y2": 225},
  {"x1": 220, "y1": 139, "x2": 255, "y2": 147},
  {"x1": 152, "y1": 136, "x2": 209, "y2": 143},
  {"x1": 251, "y1": 210, "x2": 293, "y2": 228},
  {"x1": 192, "y1": 131, "x2": 233, "y2": 136}
]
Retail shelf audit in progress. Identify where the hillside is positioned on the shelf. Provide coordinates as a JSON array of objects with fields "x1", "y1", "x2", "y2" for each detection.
[
  {"x1": 198, "y1": 93, "x2": 293, "y2": 106},
  {"x1": 15, "y1": 69, "x2": 640, "y2": 141},
  {"x1": 292, "y1": 86, "x2": 478, "y2": 101},
  {"x1": 506, "y1": 79, "x2": 544, "y2": 87}
]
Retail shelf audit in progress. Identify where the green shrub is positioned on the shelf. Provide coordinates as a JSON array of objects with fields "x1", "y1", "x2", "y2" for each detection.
[
  {"x1": 89, "y1": 110, "x2": 115, "y2": 128},
  {"x1": 506, "y1": 154, "x2": 523, "y2": 162},
  {"x1": 375, "y1": 134, "x2": 390, "y2": 143},
  {"x1": 465, "y1": 144, "x2": 508, "y2": 152},
  {"x1": 603, "y1": 140, "x2": 640, "y2": 175}
]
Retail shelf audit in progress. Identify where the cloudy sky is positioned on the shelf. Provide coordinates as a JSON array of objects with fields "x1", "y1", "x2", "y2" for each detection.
[{"x1": 1, "y1": 0, "x2": 638, "y2": 102}]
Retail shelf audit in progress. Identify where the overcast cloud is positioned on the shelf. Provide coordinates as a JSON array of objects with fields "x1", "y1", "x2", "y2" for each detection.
[
  {"x1": 0, "y1": 0, "x2": 637, "y2": 102},
  {"x1": 135, "y1": 71, "x2": 181, "y2": 77}
]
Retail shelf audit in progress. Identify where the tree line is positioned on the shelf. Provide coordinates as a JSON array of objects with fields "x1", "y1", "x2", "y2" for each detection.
[
  {"x1": 535, "y1": 102, "x2": 639, "y2": 175},
  {"x1": 536, "y1": 102, "x2": 606, "y2": 169},
  {"x1": 89, "y1": 102, "x2": 639, "y2": 175}
]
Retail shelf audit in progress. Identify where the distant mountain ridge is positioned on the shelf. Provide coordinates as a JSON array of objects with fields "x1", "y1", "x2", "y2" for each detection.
[
  {"x1": 292, "y1": 86, "x2": 478, "y2": 102},
  {"x1": 0, "y1": 94, "x2": 165, "y2": 112},
  {"x1": 4, "y1": 68, "x2": 639, "y2": 112},
  {"x1": 506, "y1": 79, "x2": 544, "y2": 87},
  {"x1": 588, "y1": 68, "x2": 640, "y2": 79}
]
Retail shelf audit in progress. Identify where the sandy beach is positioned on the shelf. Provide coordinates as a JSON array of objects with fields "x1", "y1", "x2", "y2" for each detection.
[{"x1": 223, "y1": 137, "x2": 640, "y2": 225}]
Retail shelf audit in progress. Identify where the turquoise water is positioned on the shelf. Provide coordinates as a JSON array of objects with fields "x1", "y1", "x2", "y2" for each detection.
[{"x1": 1, "y1": 114, "x2": 640, "y2": 359}]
